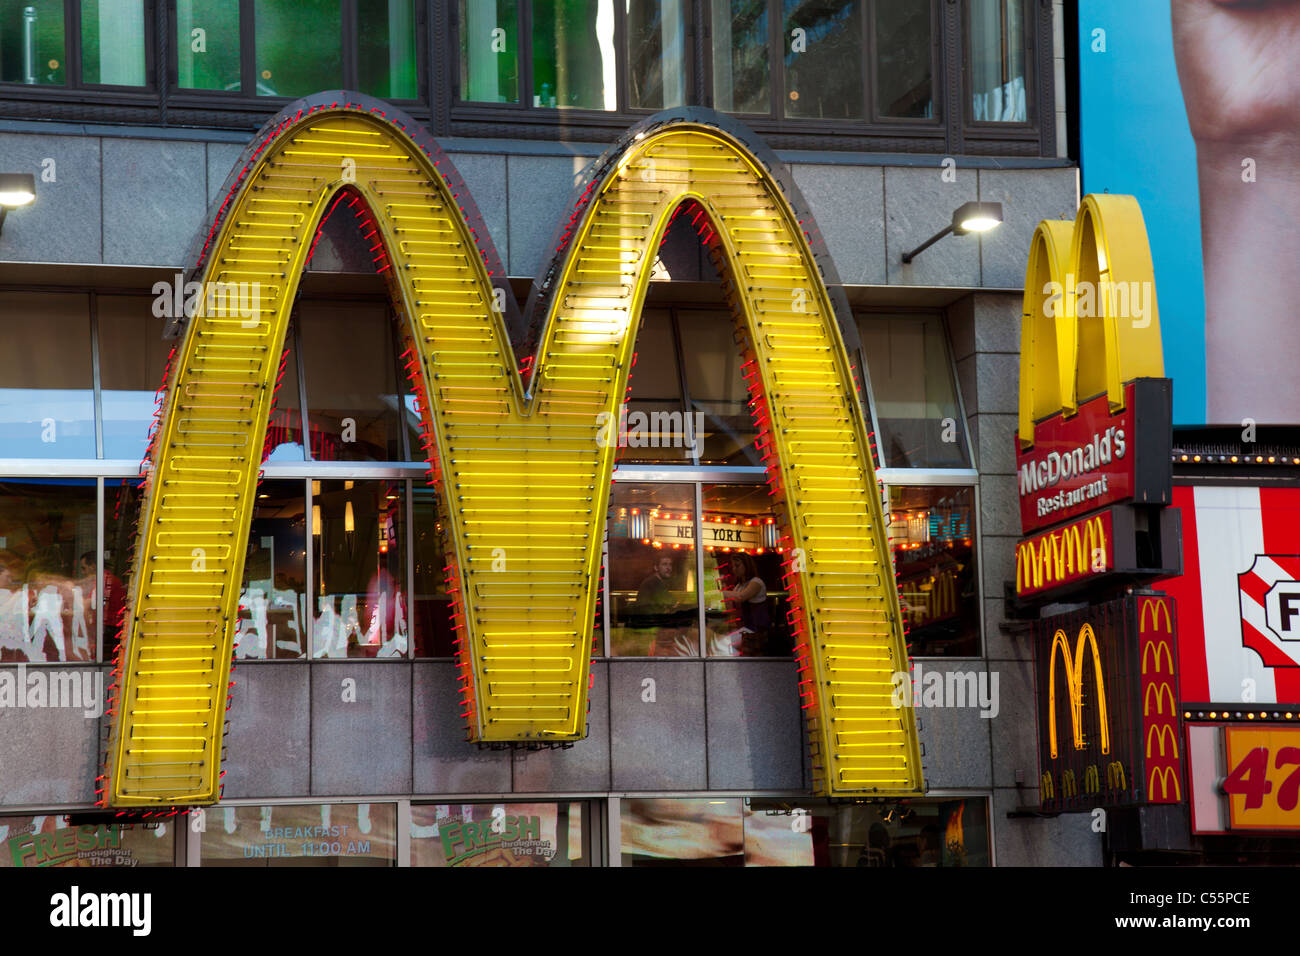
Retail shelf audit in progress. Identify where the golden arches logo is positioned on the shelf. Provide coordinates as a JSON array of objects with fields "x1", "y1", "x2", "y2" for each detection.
[
  {"x1": 1149, "y1": 765, "x2": 1181, "y2": 802},
  {"x1": 1146, "y1": 723, "x2": 1179, "y2": 759},
  {"x1": 1141, "y1": 639, "x2": 1174, "y2": 676},
  {"x1": 1144, "y1": 682, "x2": 1176, "y2": 717},
  {"x1": 1046, "y1": 623, "x2": 1111, "y2": 759},
  {"x1": 1015, "y1": 514, "x2": 1107, "y2": 592},
  {"x1": 1106, "y1": 760, "x2": 1126, "y2": 791},
  {"x1": 1019, "y1": 195, "x2": 1165, "y2": 448},
  {"x1": 101, "y1": 95, "x2": 921, "y2": 806},
  {"x1": 1140, "y1": 597, "x2": 1173, "y2": 635}
]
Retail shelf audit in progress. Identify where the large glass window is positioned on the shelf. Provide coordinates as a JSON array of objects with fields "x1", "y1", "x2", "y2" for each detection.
[
  {"x1": 0, "y1": 0, "x2": 66, "y2": 85},
  {"x1": 620, "y1": 308, "x2": 690, "y2": 464},
  {"x1": 967, "y1": 0, "x2": 1028, "y2": 123},
  {"x1": 199, "y1": 803, "x2": 397, "y2": 866},
  {"x1": 411, "y1": 485, "x2": 454, "y2": 657},
  {"x1": 411, "y1": 801, "x2": 591, "y2": 866},
  {"x1": 236, "y1": 480, "x2": 308, "y2": 659},
  {"x1": 0, "y1": 479, "x2": 98, "y2": 663},
  {"x1": 103, "y1": 478, "x2": 143, "y2": 661},
  {"x1": 873, "y1": 0, "x2": 932, "y2": 119},
  {"x1": 0, "y1": 293, "x2": 95, "y2": 459},
  {"x1": 357, "y1": 0, "x2": 417, "y2": 99},
  {"x1": 887, "y1": 484, "x2": 979, "y2": 656},
  {"x1": 857, "y1": 313, "x2": 969, "y2": 469},
  {"x1": 0, "y1": 814, "x2": 175, "y2": 867},
  {"x1": 701, "y1": 484, "x2": 792, "y2": 657},
  {"x1": 710, "y1": 0, "x2": 769, "y2": 114},
  {"x1": 312, "y1": 479, "x2": 407, "y2": 658},
  {"x1": 301, "y1": 301, "x2": 406, "y2": 462},
  {"x1": 254, "y1": 0, "x2": 342, "y2": 97},
  {"x1": 620, "y1": 796, "x2": 990, "y2": 866},
  {"x1": 782, "y1": 0, "x2": 863, "y2": 120},
  {"x1": 625, "y1": 0, "x2": 687, "y2": 110},
  {"x1": 80, "y1": 0, "x2": 146, "y2": 87},
  {"x1": 677, "y1": 308, "x2": 758, "y2": 466},
  {"x1": 460, "y1": 0, "x2": 520, "y2": 103},
  {"x1": 532, "y1": 0, "x2": 617, "y2": 110},
  {"x1": 607, "y1": 482, "x2": 699, "y2": 656},
  {"x1": 176, "y1": 0, "x2": 240, "y2": 91},
  {"x1": 96, "y1": 296, "x2": 170, "y2": 461}
]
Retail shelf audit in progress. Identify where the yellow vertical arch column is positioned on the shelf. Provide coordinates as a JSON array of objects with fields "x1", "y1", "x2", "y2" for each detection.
[{"x1": 104, "y1": 99, "x2": 922, "y2": 806}]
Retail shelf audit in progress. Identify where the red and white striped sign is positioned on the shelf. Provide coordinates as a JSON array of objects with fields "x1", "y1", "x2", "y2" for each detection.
[{"x1": 1160, "y1": 486, "x2": 1300, "y2": 705}]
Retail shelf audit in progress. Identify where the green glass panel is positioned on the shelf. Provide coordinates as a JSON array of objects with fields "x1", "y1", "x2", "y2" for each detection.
[
  {"x1": 358, "y1": 0, "x2": 417, "y2": 99},
  {"x1": 0, "y1": 0, "x2": 65, "y2": 85},
  {"x1": 177, "y1": 0, "x2": 241, "y2": 91},
  {"x1": 255, "y1": 0, "x2": 342, "y2": 97}
]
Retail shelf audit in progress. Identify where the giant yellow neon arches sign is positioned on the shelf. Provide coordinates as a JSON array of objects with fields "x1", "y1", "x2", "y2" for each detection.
[
  {"x1": 1019, "y1": 194, "x2": 1165, "y2": 448},
  {"x1": 103, "y1": 95, "x2": 921, "y2": 806}
]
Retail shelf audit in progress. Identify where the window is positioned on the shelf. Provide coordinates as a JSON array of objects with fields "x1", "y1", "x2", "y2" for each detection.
[
  {"x1": 312, "y1": 479, "x2": 407, "y2": 658},
  {"x1": 410, "y1": 485, "x2": 454, "y2": 657},
  {"x1": 0, "y1": 0, "x2": 148, "y2": 88},
  {"x1": 701, "y1": 484, "x2": 792, "y2": 657},
  {"x1": 857, "y1": 312, "x2": 970, "y2": 469},
  {"x1": 300, "y1": 301, "x2": 408, "y2": 463},
  {"x1": 709, "y1": 0, "x2": 934, "y2": 124},
  {"x1": 174, "y1": 0, "x2": 419, "y2": 99},
  {"x1": 0, "y1": 479, "x2": 98, "y2": 664},
  {"x1": 0, "y1": 293, "x2": 95, "y2": 459},
  {"x1": 621, "y1": 308, "x2": 691, "y2": 464},
  {"x1": 677, "y1": 308, "x2": 758, "y2": 467},
  {"x1": 237, "y1": 480, "x2": 308, "y2": 660},
  {"x1": 411, "y1": 801, "x2": 592, "y2": 866},
  {"x1": 608, "y1": 482, "x2": 699, "y2": 656},
  {"x1": 0, "y1": 814, "x2": 175, "y2": 867},
  {"x1": 966, "y1": 0, "x2": 1028, "y2": 123},
  {"x1": 887, "y1": 484, "x2": 979, "y2": 656},
  {"x1": 96, "y1": 296, "x2": 172, "y2": 461},
  {"x1": 457, "y1": 0, "x2": 688, "y2": 112},
  {"x1": 619, "y1": 795, "x2": 990, "y2": 865},
  {"x1": 199, "y1": 802, "x2": 397, "y2": 865}
]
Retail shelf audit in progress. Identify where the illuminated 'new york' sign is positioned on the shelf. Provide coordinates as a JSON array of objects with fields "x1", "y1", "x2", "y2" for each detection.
[{"x1": 102, "y1": 93, "x2": 921, "y2": 806}]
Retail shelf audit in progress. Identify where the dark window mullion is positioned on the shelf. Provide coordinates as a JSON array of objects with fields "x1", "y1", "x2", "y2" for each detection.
[
  {"x1": 770, "y1": 0, "x2": 782, "y2": 122},
  {"x1": 342, "y1": 0, "x2": 357, "y2": 90},
  {"x1": 240, "y1": 0, "x2": 255, "y2": 97},
  {"x1": 66, "y1": 0, "x2": 82, "y2": 87}
]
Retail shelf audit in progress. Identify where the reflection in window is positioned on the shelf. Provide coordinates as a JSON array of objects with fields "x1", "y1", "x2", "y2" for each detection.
[
  {"x1": 177, "y1": 0, "x2": 240, "y2": 90},
  {"x1": 968, "y1": 0, "x2": 1027, "y2": 122},
  {"x1": 411, "y1": 486, "x2": 454, "y2": 657},
  {"x1": 621, "y1": 309, "x2": 690, "y2": 464},
  {"x1": 459, "y1": 0, "x2": 520, "y2": 103},
  {"x1": 97, "y1": 297, "x2": 166, "y2": 461},
  {"x1": 0, "y1": 0, "x2": 65, "y2": 85},
  {"x1": 236, "y1": 481, "x2": 308, "y2": 659},
  {"x1": 312, "y1": 480, "x2": 407, "y2": 658},
  {"x1": 701, "y1": 484, "x2": 792, "y2": 657},
  {"x1": 887, "y1": 485, "x2": 978, "y2": 656},
  {"x1": 0, "y1": 292, "x2": 94, "y2": 458},
  {"x1": 357, "y1": 0, "x2": 417, "y2": 98},
  {"x1": 103, "y1": 479, "x2": 143, "y2": 662},
  {"x1": 0, "y1": 815, "x2": 174, "y2": 867},
  {"x1": 411, "y1": 802, "x2": 589, "y2": 866},
  {"x1": 874, "y1": 0, "x2": 932, "y2": 118},
  {"x1": 254, "y1": 0, "x2": 342, "y2": 97},
  {"x1": 301, "y1": 301, "x2": 406, "y2": 462},
  {"x1": 782, "y1": 0, "x2": 863, "y2": 120},
  {"x1": 621, "y1": 798, "x2": 744, "y2": 865},
  {"x1": 626, "y1": 0, "x2": 686, "y2": 110},
  {"x1": 80, "y1": 0, "x2": 146, "y2": 86},
  {"x1": 710, "y1": 0, "x2": 769, "y2": 114},
  {"x1": 608, "y1": 483, "x2": 699, "y2": 656},
  {"x1": 858, "y1": 313, "x2": 969, "y2": 468},
  {"x1": 0, "y1": 479, "x2": 98, "y2": 663},
  {"x1": 200, "y1": 803, "x2": 397, "y2": 866},
  {"x1": 621, "y1": 796, "x2": 990, "y2": 866},
  {"x1": 677, "y1": 309, "x2": 758, "y2": 466},
  {"x1": 532, "y1": 0, "x2": 617, "y2": 110}
]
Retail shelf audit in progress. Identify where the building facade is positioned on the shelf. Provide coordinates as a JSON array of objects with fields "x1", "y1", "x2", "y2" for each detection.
[{"x1": 0, "y1": 0, "x2": 1099, "y2": 867}]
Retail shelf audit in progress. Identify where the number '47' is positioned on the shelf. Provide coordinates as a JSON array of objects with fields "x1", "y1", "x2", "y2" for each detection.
[{"x1": 1222, "y1": 746, "x2": 1300, "y2": 811}]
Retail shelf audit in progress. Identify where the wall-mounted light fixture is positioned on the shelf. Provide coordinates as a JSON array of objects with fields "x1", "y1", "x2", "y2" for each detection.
[
  {"x1": 900, "y1": 201, "x2": 1003, "y2": 264},
  {"x1": 0, "y1": 173, "x2": 36, "y2": 238}
]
